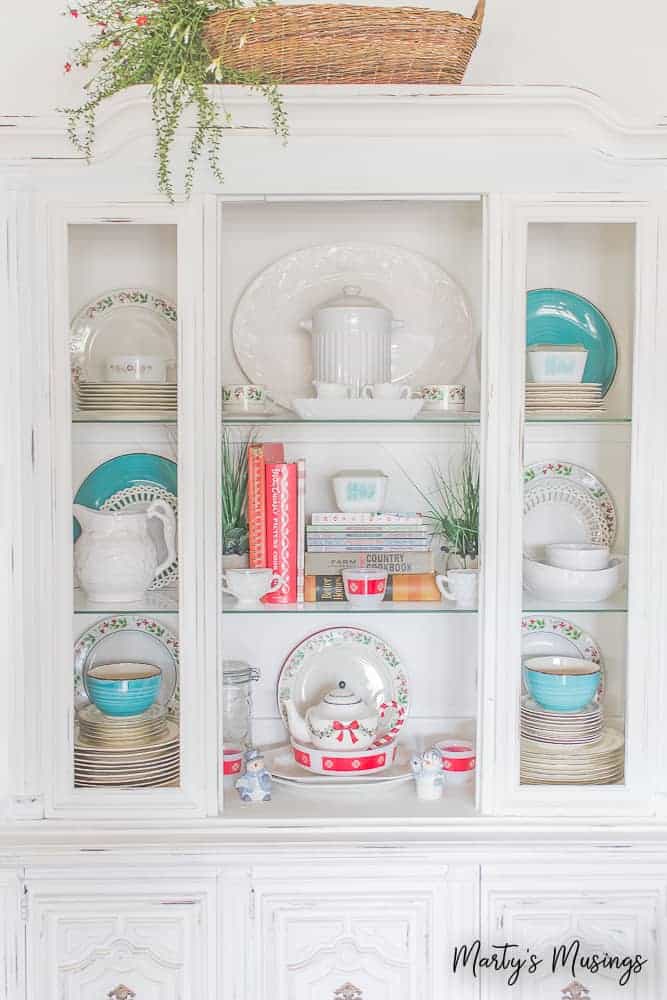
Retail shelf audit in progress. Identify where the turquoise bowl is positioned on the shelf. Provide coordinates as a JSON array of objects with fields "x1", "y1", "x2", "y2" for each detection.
[
  {"x1": 523, "y1": 656, "x2": 600, "y2": 713},
  {"x1": 86, "y1": 662, "x2": 161, "y2": 717}
]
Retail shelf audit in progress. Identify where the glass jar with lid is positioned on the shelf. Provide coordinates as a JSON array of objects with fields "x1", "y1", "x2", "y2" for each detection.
[{"x1": 222, "y1": 660, "x2": 260, "y2": 754}]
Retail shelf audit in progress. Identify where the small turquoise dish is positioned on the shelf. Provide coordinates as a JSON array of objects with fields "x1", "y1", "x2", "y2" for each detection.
[
  {"x1": 523, "y1": 656, "x2": 600, "y2": 714},
  {"x1": 73, "y1": 452, "x2": 177, "y2": 542},
  {"x1": 526, "y1": 289, "x2": 618, "y2": 397},
  {"x1": 86, "y1": 662, "x2": 162, "y2": 717}
]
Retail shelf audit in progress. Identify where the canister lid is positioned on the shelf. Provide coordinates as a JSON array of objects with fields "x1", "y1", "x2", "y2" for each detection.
[
  {"x1": 222, "y1": 660, "x2": 260, "y2": 684},
  {"x1": 319, "y1": 285, "x2": 388, "y2": 310}
]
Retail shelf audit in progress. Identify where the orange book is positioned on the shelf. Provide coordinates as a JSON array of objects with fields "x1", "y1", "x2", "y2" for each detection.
[{"x1": 247, "y1": 443, "x2": 284, "y2": 567}]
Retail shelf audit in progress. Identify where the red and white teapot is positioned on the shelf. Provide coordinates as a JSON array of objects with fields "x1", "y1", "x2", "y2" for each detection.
[{"x1": 284, "y1": 680, "x2": 380, "y2": 751}]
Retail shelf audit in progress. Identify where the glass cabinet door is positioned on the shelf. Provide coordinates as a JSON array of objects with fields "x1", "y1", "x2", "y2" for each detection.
[
  {"x1": 41, "y1": 202, "x2": 216, "y2": 818},
  {"x1": 483, "y1": 196, "x2": 660, "y2": 816}
]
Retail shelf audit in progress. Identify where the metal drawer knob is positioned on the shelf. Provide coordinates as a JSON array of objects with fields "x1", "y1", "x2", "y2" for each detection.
[
  {"x1": 562, "y1": 984, "x2": 591, "y2": 999},
  {"x1": 107, "y1": 987, "x2": 136, "y2": 1000},
  {"x1": 333, "y1": 985, "x2": 363, "y2": 1000}
]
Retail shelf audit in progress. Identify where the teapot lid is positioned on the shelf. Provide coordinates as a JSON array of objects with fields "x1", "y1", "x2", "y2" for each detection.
[
  {"x1": 319, "y1": 285, "x2": 389, "y2": 311},
  {"x1": 322, "y1": 680, "x2": 363, "y2": 707}
]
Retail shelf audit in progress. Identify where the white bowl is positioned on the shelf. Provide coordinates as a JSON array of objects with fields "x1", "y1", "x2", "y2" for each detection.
[
  {"x1": 527, "y1": 349, "x2": 588, "y2": 384},
  {"x1": 332, "y1": 469, "x2": 388, "y2": 513},
  {"x1": 523, "y1": 555, "x2": 624, "y2": 603},
  {"x1": 544, "y1": 542, "x2": 610, "y2": 570}
]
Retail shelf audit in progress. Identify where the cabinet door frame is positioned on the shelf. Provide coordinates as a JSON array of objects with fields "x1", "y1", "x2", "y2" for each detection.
[
  {"x1": 24, "y1": 867, "x2": 218, "y2": 1000},
  {"x1": 479, "y1": 194, "x2": 663, "y2": 817},
  {"x1": 16, "y1": 195, "x2": 220, "y2": 818}
]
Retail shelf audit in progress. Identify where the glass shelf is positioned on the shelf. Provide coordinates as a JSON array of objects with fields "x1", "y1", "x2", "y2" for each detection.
[
  {"x1": 74, "y1": 589, "x2": 179, "y2": 614},
  {"x1": 521, "y1": 591, "x2": 628, "y2": 614},
  {"x1": 222, "y1": 598, "x2": 477, "y2": 614},
  {"x1": 222, "y1": 412, "x2": 481, "y2": 425}
]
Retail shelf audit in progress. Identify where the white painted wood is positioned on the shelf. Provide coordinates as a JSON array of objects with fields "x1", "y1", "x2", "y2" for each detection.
[
  {"x1": 482, "y1": 866, "x2": 667, "y2": 998},
  {"x1": 24, "y1": 871, "x2": 217, "y2": 1000},
  {"x1": 245, "y1": 861, "x2": 478, "y2": 1000}
]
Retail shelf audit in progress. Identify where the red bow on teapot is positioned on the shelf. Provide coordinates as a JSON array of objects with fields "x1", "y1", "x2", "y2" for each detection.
[{"x1": 333, "y1": 720, "x2": 360, "y2": 743}]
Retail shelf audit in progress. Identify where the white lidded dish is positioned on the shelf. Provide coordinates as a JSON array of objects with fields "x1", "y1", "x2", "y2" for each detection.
[
  {"x1": 523, "y1": 555, "x2": 624, "y2": 603},
  {"x1": 332, "y1": 468, "x2": 389, "y2": 513}
]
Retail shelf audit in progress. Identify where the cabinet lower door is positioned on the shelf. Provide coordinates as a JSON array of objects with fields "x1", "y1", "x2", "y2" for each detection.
[
  {"x1": 26, "y1": 877, "x2": 215, "y2": 1000},
  {"x1": 482, "y1": 867, "x2": 667, "y2": 999},
  {"x1": 244, "y1": 862, "x2": 478, "y2": 1000}
]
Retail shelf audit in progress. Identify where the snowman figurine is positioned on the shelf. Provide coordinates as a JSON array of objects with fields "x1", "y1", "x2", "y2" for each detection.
[
  {"x1": 235, "y1": 748, "x2": 272, "y2": 803},
  {"x1": 410, "y1": 747, "x2": 445, "y2": 801}
]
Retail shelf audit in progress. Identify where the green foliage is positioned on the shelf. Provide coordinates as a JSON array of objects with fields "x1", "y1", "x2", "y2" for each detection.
[
  {"x1": 417, "y1": 433, "x2": 480, "y2": 559},
  {"x1": 222, "y1": 428, "x2": 254, "y2": 555},
  {"x1": 62, "y1": 0, "x2": 287, "y2": 200}
]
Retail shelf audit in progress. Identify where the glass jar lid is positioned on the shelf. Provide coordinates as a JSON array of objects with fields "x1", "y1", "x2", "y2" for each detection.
[{"x1": 222, "y1": 660, "x2": 260, "y2": 685}]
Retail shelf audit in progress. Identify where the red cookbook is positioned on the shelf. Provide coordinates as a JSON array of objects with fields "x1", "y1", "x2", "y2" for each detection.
[
  {"x1": 247, "y1": 443, "x2": 284, "y2": 568},
  {"x1": 264, "y1": 461, "x2": 297, "y2": 603}
]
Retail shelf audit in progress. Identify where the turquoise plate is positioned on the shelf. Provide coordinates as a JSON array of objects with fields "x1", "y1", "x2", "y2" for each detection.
[
  {"x1": 73, "y1": 452, "x2": 177, "y2": 543},
  {"x1": 526, "y1": 289, "x2": 618, "y2": 397}
]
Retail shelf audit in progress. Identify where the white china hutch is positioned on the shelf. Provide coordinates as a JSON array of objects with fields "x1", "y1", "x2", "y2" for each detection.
[{"x1": 3, "y1": 84, "x2": 667, "y2": 999}]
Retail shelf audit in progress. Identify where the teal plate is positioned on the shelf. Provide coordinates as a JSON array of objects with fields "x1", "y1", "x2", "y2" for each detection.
[
  {"x1": 73, "y1": 452, "x2": 178, "y2": 544},
  {"x1": 526, "y1": 289, "x2": 618, "y2": 397}
]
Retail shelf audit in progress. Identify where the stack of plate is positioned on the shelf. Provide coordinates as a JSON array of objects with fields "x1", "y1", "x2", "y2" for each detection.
[
  {"x1": 521, "y1": 726, "x2": 624, "y2": 784},
  {"x1": 74, "y1": 707, "x2": 179, "y2": 787},
  {"x1": 77, "y1": 703, "x2": 169, "y2": 746},
  {"x1": 525, "y1": 382, "x2": 605, "y2": 414},
  {"x1": 520, "y1": 696, "x2": 603, "y2": 747},
  {"x1": 75, "y1": 381, "x2": 177, "y2": 414}
]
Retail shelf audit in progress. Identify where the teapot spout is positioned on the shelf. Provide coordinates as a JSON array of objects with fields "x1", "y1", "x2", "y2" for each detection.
[{"x1": 284, "y1": 698, "x2": 310, "y2": 745}]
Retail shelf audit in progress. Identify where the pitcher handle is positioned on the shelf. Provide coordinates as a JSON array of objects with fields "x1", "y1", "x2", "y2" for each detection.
[
  {"x1": 435, "y1": 574, "x2": 455, "y2": 601},
  {"x1": 147, "y1": 499, "x2": 177, "y2": 578}
]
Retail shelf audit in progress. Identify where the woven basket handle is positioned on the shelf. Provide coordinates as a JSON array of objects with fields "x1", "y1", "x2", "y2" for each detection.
[{"x1": 472, "y1": 0, "x2": 485, "y2": 26}]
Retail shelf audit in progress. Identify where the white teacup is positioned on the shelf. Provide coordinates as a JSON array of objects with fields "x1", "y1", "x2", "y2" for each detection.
[
  {"x1": 106, "y1": 354, "x2": 167, "y2": 384},
  {"x1": 222, "y1": 568, "x2": 284, "y2": 605},
  {"x1": 223, "y1": 384, "x2": 268, "y2": 411},
  {"x1": 362, "y1": 382, "x2": 410, "y2": 400},
  {"x1": 436, "y1": 569, "x2": 479, "y2": 607},
  {"x1": 313, "y1": 382, "x2": 350, "y2": 399}
]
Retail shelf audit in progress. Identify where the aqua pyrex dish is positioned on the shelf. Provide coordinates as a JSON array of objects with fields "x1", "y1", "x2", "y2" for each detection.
[{"x1": 526, "y1": 289, "x2": 618, "y2": 396}]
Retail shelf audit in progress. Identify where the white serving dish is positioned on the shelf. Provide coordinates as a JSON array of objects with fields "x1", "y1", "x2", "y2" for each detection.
[
  {"x1": 527, "y1": 347, "x2": 588, "y2": 383},
  {"x1": 289, "y1": 739, "x2": 398, "y2": 775},
  {"x1": 292, "y1": 397, "x2": 424, "y2": 421},
  {"x1": 332, "y1": 469, "x2": 388, "y2": 514},
  {"x1": 544, "y1": 542, "x2": 610, "y2": 570},
  {"x1": 523, "y1": 555, "x2": 624, "y2": 603}
]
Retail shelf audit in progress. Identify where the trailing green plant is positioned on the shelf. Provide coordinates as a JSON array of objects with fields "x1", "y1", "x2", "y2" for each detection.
[
  {"x1": 62, "y1": 0, "x2": 288, "y2": 200},
  {"x1": 415, "y1": 433, "x2": 480, "y2": 561},
  {"x1": 222, "y1": 428, "x2": 255, "y2": 555}
]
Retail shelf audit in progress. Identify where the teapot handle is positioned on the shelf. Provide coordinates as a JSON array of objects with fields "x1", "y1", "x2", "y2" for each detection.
[
  {"x1": 372, "y1": 700, "x2": 406, "y2": 747},
  {"x1": 147, "y1": 499, "x2": 177, "y2": 579}
]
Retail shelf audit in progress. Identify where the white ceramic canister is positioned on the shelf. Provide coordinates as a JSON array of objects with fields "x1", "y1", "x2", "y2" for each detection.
[{"x1": 300, "y1": 286, "x2": 402, "y2": 398}]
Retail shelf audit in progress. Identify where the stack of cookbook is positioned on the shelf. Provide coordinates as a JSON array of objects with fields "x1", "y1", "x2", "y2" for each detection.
[{"x1": 304, "y1": 512, "x2": 439, "y2": 602}]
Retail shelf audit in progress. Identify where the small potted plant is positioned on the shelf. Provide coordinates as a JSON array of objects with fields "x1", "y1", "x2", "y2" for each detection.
[
  {"x1": 222, "y1": 428, "x2": 254, "y2": 569},
  {"x1": 418, "y1": 433, "x2": 480, "y2": 571}
]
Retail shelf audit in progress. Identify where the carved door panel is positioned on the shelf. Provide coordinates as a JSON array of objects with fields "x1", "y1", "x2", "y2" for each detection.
[
  {"x1": 25, "y1": 877, "x2": 215, "y2": 1000},
  {"x1": 248, "y1": 862, "x2": 478, "y2": 1000},
  {"x1": 482, "y1": 868, "x2": 667, "y2": 999}
]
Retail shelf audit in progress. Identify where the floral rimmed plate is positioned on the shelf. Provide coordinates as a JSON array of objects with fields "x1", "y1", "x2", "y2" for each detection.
[
  {"x1": 523, "y1": 460, "x2": 617, "y2": 560},
  {"x1": 277, "y1": 626, "x2": 409, "y2": 742},
  {"x1": 70, "y1": 288, "x2": 177, "y2": 384},
  {"x1": 74, "y1": 615, "x2": 179, "y2": 718}
]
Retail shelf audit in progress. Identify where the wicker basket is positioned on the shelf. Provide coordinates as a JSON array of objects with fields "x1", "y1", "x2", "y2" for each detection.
[{"x1": 203, "y1": 0, "x2": 485, "y2": 86}]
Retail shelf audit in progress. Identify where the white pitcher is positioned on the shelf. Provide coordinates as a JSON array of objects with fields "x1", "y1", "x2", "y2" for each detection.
[{"x1": 73, "y1": 501, "x2": 177, "y2": 602}]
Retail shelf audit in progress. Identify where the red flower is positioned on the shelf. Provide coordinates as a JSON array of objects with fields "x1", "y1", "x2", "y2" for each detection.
[
  {"x1": 69, "y1": 7, "x2": 78, "y2": 16},
  {"x1": 64, "y1": 62, "x2": 72, "y2": 72},
  {"x1": 136, "y1": 14, "x2": 148, "y2": 25}
]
